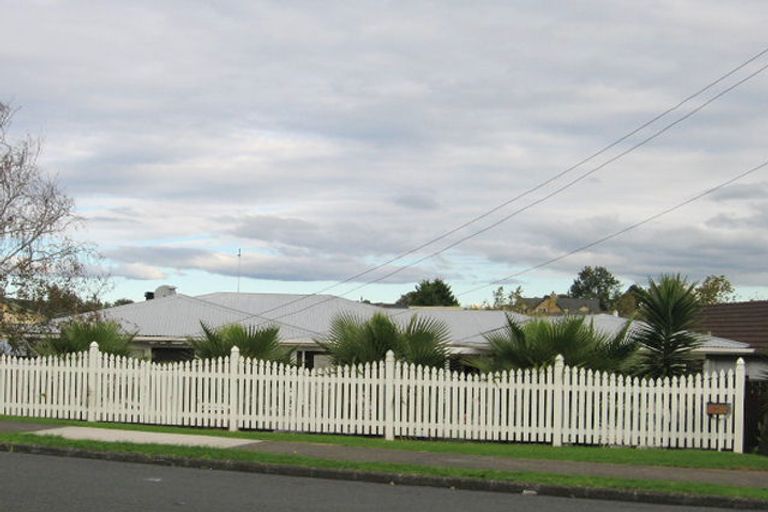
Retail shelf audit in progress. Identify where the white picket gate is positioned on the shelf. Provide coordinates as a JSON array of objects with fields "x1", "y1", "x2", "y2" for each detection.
[{"x1": 0, "y1": 343, "x2": 746, "y2": 452}]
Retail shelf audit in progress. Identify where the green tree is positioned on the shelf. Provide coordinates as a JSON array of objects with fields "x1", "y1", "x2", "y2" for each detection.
[
  {"x1": 316, "y1": 312, "x2": 450, "y2": 367},
  {"x1": 396, "y1": 279, "x2": 459, "y2": 307},
  {"x1": 614, "y1": 284, "x2": 644, "y2": 317},
  {"x1": 634, "y1": 274, "x2": 703, "y2": 378},
  {"x1": 469, "y1": 315, "x2": 637, "y2": 373},
  {"x1": 695, "y1": 275, "x2": 736, "y2": 305},
  {"x1": 569, "y1": 266, "x2": 622, "y2": 311},
  {"x1": 190, "y1": 322, "x2": 293, "y2": 363},
  {"x1": 109, "y1": 298, "x2": 135, "y2": 308},
  {"x1": 36, "y1": 320, "x2": 135, "y2": 357},
  {"x1": 31, "y1": 284, "x2": 106, "y2": 319},
  {"x1": 486, "y1": 285, "x2": 527, "y2": 312}
]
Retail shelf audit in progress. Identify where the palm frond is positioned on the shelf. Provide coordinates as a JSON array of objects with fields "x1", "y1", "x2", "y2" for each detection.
[
  {"x1": 468, "y1": 313, "x2": 638, "y2": 374},
  {"x1": 37, "y1": 320, "x2": 135, "y2": 357},
  {"x1": 316, "y1": 311, "x2": 450, "y2": 368},
  {"x1": 190, "y1": 321, "x2": 291, "y2": 363},
  {"x1": 634, "y1": 275, "x2": 702, "y2": 378}
]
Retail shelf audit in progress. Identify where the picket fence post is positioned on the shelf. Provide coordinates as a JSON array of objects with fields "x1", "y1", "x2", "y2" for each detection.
[
  {"x1": 229, "y1": 346, "x2": 240, "y2": 432},
  {"x1": 552, "y1": 354, "x2": 564, "y2": 447},
  {"x1": 87, "y1": 341, "x2": 100, "y2": 422},
  {"x1": 140, "y1": 359, "x2": 150, "y2": 424},
  {"x1": 733, "y1": 358, "x2": 746, "y2": 454},
  {"x1": 384, "y1": 350, "x2": 395, "y2": 441}
]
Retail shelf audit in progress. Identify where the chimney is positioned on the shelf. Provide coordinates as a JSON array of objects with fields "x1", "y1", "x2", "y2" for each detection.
[{"x1": 154, "y1": 285, "x2": 177, "y2": 299}]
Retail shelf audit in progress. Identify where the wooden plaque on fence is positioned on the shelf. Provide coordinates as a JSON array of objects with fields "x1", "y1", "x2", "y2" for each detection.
[{"x1": 706, "y1": 402, "x2": 732, "y2": 416}]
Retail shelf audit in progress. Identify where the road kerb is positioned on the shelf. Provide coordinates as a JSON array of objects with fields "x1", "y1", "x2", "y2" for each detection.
[{"x1": 0, "y1": 442, "x2": 765, "y2": 510}]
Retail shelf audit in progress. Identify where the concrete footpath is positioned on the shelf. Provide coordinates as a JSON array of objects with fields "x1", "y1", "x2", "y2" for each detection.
[{"x1": 0, "y1": 421, "x2": 768, "y2": 509}]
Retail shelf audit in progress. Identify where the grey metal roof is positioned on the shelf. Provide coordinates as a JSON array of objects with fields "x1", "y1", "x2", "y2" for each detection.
[
  {"x1": 456, "y1": 313, "x2": 752, "y2": 353},
  {"x1": 198, "y1": 292, "x2": 384, "y2": 339},
  {"x1": 92, "y1": 293, "x2": 751, "y2": 354},
  {"x1": 386, "y1": 308, "x2": 528, "y2": 346},
  {"x1": 578, "y1": 314, "x2": 751, "y2": 352},
  {"x1": 98, "y1": 293, "x2": 319, "y2": 341}
]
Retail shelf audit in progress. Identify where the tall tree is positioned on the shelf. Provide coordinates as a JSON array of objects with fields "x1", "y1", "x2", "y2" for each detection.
[
  {"x1": 634, "y1": 274, "x2": 703, "y2": 378},
  {"x1": 695, "y1": 275, "x2": 736, "y2": 305},
  {"x1": 396, "y1": 279, "x2": 459, "y2": 307},
  {"x1": 569, "y1": 266, "x2": 622, "y2": 311},
  {"x1": 614, "y1": 284, "x2": 645, "y2": 317},
  {"x1": 485, "y1": 285, "x2": 527, "y2": 312},
  {"x1": 1, "y1": 102, "x2": 101, "y2": 350}
]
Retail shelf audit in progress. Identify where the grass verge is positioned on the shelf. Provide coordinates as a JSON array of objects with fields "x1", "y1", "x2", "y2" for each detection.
[
  {"x1": 0, "y1": 431, "x2": 766, "y2": 503},
  {"x1": 3, "y1": 414, "x2": 768, "y2": 471}
]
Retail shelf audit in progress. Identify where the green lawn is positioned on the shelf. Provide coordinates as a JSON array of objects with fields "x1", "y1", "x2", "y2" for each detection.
[
  {"x1": 3, "y1": 414, "x2": 768, "y2": 471},
  {"x1": 0, "y1": 431, "x2": 766, "y2": 503}
]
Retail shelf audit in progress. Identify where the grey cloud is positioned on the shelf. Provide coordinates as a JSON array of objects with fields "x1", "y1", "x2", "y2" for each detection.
[
  {"x1": 108, "y1": 244, "x2": 439, "y2": 284},
  {"x1": 709, "y1": 182, "x2": 768, "y2": 202},
  {"x1": 110, "y1": 263, "x2": 167, "y2": 281},
  {"x1": 467, "y1": 210, "x2": 768, "y2": 288},
  {"x1": 107, "y1": 247, "x2": 211, "y2": 268},
  {"x1": 229, "y1": 214, "x2": 424, "y2": 257},
  {"x1": 706, "y1": 201, "x2": 768, "y2": 229},
  {"x1": 2, "y1": 0, "x2": 767, "y2": 298},
  {"x1": 392, "y1": 193, "x2": 439, "y2": 210}
]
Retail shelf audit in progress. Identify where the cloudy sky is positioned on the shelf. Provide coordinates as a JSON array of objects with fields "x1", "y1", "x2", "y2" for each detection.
[{"x1": 2, "y1": 0, "x2": 767, "y2": 305}]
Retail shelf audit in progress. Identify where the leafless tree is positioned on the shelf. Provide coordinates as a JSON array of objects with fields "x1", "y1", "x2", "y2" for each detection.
[{"x1": 1, "y1": 102, "x2": 103, "y2": 351}]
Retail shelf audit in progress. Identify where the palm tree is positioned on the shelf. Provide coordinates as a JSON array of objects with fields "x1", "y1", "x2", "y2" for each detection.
[
  {"x1": 316, "y1": 312, "x2": 450, "y2": 367},
  {"x1": 37, "y1": 320, "x2": 135, "y2": 357},
  {"x1": 190, "y1": 322, "x2": 293, "y2": 363},
  {"x1": 634, "y1": 274, "x2": 703, "y2": 378},
  {"x1": 469, "y1": 314, "x2": 638, "y2": 373}
]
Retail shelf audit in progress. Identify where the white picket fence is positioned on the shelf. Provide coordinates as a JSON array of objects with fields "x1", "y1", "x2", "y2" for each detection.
[{"x1": 0, "y1": 343, "x2": 746, "y2": 452}]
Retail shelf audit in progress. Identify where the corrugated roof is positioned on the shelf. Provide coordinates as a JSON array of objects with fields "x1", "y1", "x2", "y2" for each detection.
[
  {"x1": 98, "y1": 294, "x2": 319, "y2": 341},
  {"x1": 91, "y1": 293, "x2": 751, "y2": 354},
  {"x1": 472, "y1": 313, "x2": 751, "y2": 353}
]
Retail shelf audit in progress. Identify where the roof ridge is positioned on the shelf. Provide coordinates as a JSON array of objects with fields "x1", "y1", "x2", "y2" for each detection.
[
  {"x1": 181, "y1": 294, "x2": 323, "y2": 336},
  {"x1": 197, "y1": 291, "x2": 340, "y2": 299}
]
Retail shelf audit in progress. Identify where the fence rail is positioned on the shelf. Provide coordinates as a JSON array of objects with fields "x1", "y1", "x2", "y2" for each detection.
[{"x1": 0, "y1": 343, "x2": 746, "y2": 451}]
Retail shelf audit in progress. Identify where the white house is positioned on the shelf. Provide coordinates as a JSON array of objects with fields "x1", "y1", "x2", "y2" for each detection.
[{"x1": 86, "y1": 288, "x2": 757, "y2": 376}]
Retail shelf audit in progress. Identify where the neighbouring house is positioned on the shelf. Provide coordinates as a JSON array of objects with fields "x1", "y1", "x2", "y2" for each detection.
[
  {"x1": 696, "y1": 300, "x2": 768, "y2": 378},
  {"x1": 60, "y1": 287, "x2": 758, "y2": 378},
  {"x1": 0, "y1": 299, "x2": 42, "y2": 325},
  {"x1": 520, "y1": 293, "x2": 603, "y2": 315},
  {"x1": 1, "y1": 299, "x2": 44, "y2": 354}
]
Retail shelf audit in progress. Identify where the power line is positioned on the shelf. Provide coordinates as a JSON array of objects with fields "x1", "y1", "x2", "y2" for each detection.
[
  {"x1": 236, "y1": 46, "x2": 768, "y2": 326},
  {"x1": 248, "y1": 58, "x2": 768, "y2": 327},
  {"x1": 330, "y1": 60, "x2": 768, "y2": 292},
  {"x1": 184, "y1": 294, "x2": 327, "y2": 338},
  {"x1": 441, "y1": 158, "x2": 768, "y2": 342},
  {"x1": 208, "y1": 157, "x2": 768, "y2": 344}
]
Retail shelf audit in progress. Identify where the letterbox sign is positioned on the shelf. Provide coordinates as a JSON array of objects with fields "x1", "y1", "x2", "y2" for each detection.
[{"x1": 706, "y1": 402, "x2": 732, "y2": 416}]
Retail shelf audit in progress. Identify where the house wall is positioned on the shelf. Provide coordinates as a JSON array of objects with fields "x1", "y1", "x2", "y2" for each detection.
[{"x1": 705, "y1": 355, "x2": 767, "y2": 381}]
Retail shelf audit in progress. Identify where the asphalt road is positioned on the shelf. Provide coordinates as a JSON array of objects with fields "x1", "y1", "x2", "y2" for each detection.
[{"x1": 0, "y1": 452, "x2": 736, "y2": 512}]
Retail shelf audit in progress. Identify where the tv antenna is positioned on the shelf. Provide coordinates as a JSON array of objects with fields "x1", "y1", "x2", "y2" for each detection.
[{"x1": 237, "y1": 248, "x2": 242, "y2": 293}]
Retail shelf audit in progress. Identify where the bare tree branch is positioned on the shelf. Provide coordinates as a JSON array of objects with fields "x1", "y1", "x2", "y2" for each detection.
[{"x1": 1, "y1": 101, "x2": 104, "y2": 352}]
